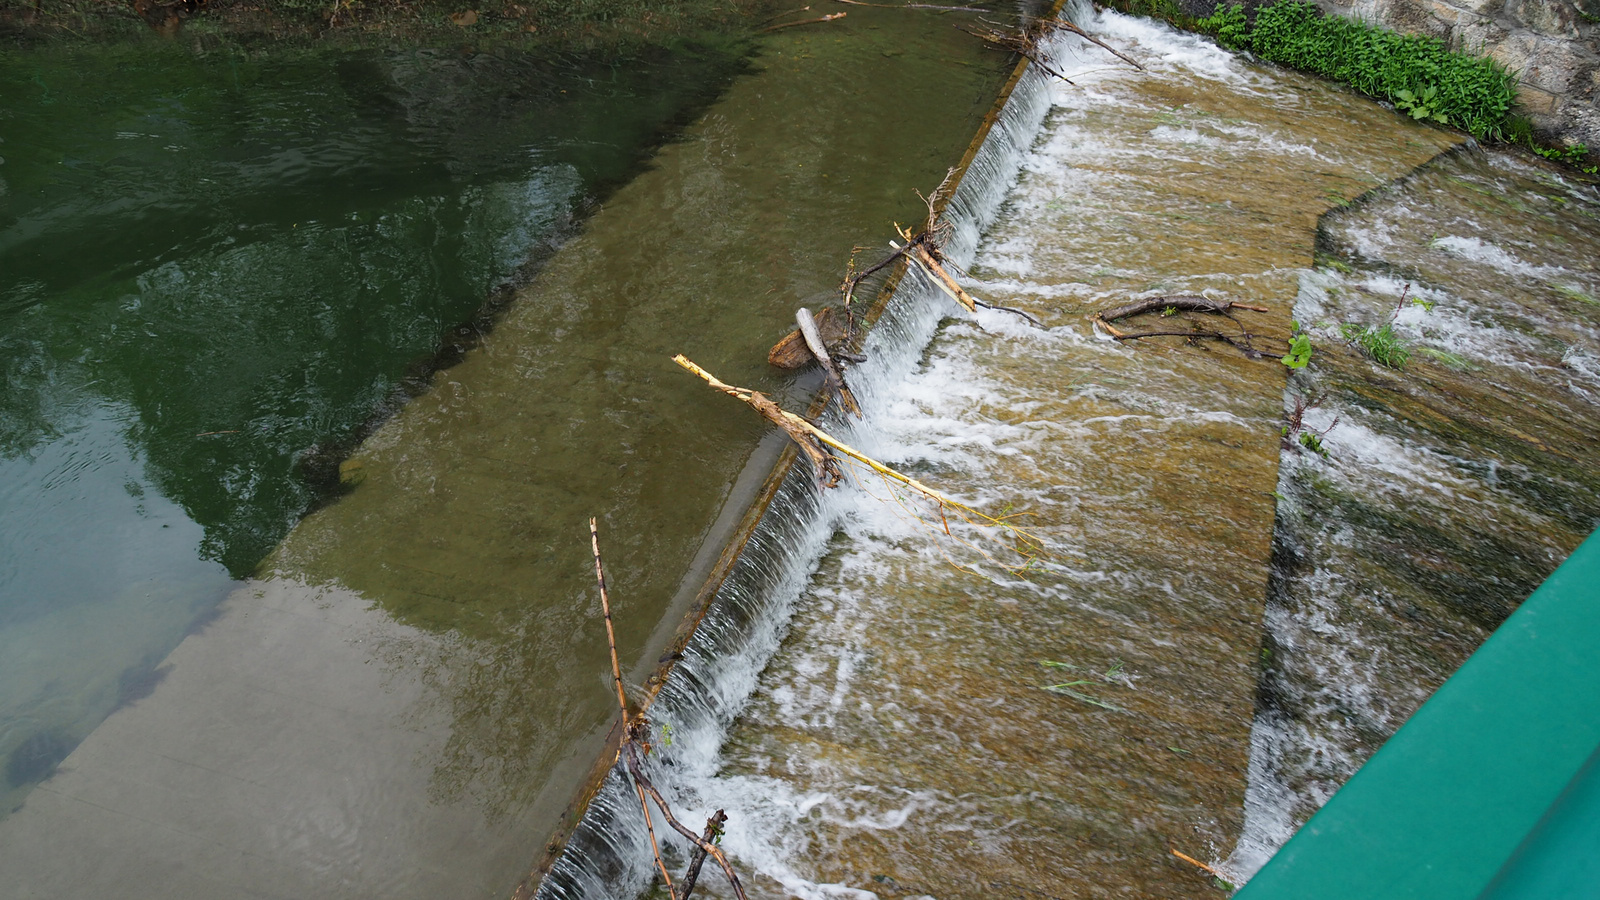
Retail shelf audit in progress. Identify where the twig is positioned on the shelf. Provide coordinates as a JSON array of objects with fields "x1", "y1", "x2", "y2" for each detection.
[
  {"x1": 1171, "y1": 849, "x2": 1227, "y2": 880},
  {"x1": 679, "y1": 811, "x2": 728, "y2": 899},
  {"x1": 590, "y1": 519, "x2": 677, "y2": 899},
  {"x1": 590, "y1": 518, "x2": 630, "y2": 720},
  {"x1": 673, "y1": 356, "x2": 1046, "y2": 572},
  {"x1": 625, "y1": 746, "x2": 749, "y2": 900},
  {"x1": 760, "y1": 10, "x2": 846, "y2": 32},
  {"x1": 1097, "y1": 295, "x2": 1268, "y2": 321},
  {"x1": 1040, "y1": 18, "x2": 1144, "y2": 70}
]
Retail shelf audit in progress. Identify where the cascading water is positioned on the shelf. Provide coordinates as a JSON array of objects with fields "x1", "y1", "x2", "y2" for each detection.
[
  {"x1": 529, "y1": 6, "x2": 1599, "y2": 899},
  {"x1": 1230, "y1": 145, "x2": 1600, "y2": 878},
  {"x1": 532, "y1": 4, "x2": 1569, "y2": 897},
  {"x1": 536, "y1": 33, "x2": 1064, "y2": 900}
]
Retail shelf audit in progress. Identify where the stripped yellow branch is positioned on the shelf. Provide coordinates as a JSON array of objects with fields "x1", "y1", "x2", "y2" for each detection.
[{"x1": 672, "y1": 355, "x2": 1046, "y2": 571}]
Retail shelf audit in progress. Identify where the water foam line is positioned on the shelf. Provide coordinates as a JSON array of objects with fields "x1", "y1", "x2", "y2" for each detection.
[{"x1": 531, "y1": 23, "x2": 1068, "y2": 900}]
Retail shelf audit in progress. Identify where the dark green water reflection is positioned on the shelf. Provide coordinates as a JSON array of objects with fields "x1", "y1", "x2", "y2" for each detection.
[{"x1": 0, "y1": 37, "x2": 749, "y2": 808}]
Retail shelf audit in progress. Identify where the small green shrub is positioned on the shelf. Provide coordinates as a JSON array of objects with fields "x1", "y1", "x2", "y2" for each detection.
[
  {"x1": 1194, "y1": 1, "x2": 1517, "y2": 139},
  {"x1": 1280, "y1": 320, "x2": 1313, "y2": 368},
  {"x1": 1341, "y1": 321, "x2": 1411, "y2": 368}
]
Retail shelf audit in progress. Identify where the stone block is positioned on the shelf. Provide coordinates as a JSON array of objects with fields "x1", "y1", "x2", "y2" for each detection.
[
  {"x1": 1510, "y1": 0, "x2": 1582, "y2": 37},
  {"x1": 1486, "y1": 30, "x2": 1541, "y2": 74},
  {"x1": 1517, "y1": 82, "x2": 1562, "y2": 113},
  {"x1": 1377, "y1": 0, "x2": 1456, "y2": 37},
  {"x1": 1455, "y1": 17, "x2": 1511, "y2": 53},
  {"x1": 1524, "y1": 42, "x2": 1593, "y2": 92},
  {"x1": 1557, "y1": 100, "x2": 1600, "y2": 146}
]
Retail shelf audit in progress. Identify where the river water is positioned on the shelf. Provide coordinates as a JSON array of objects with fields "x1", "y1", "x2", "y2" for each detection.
[
  {"x1": 0, "y1": 11, "x2": 1012, "y2": 898},
  {"x1": 4, "y1": 3, "x2": 1596, "y2": 899}
]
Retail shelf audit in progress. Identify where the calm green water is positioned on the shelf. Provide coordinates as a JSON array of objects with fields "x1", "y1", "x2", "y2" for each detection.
[
  {"x1": 0, "y1": 37, "x2": 750, "y2": 806},
  {"x1": 0, "y1": 10, "x2": 1014, "y2": 897}
]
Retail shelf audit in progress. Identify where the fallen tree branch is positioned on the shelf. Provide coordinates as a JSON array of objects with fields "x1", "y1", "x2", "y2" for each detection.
[
  {"x1": 759, "y1": 10, "x2": 846, "y2": 32},
  {"x1": 590, "y1": 519, "x2": 750, "y2": 900},
  {"x1": 624, "y1": 746, "x2": 747, "y2": 900},
  {"x1": 673, "y1": 355, "x2": 1046, "y2": 571},
  {"x1": 591, "y1": 519, "x2": 676, "y2": 898},
  {"x1": 674, "y1": 356, "x2": 841, "y2": 487},
  {"x1": 1097, "y1": 295, "x2": 1268, "y2": 321},
  {"x1": 679, "y1": 810, "x2": 728, "y2": 900},
  {"x1": 1040, "y1": 18, "x2": 1144, "y2": 70}
]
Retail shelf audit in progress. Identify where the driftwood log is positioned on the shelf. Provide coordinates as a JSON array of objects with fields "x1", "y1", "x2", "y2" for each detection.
[
  {"x1": 1092, "y1": 295, "x2": 1274, "y2": 358},
  {"x1": 769, "y1": 305, "x2": 850, "y2": 368},
  {"x1": 796, "y1": 307, "x2": 862, "y2": 416}
]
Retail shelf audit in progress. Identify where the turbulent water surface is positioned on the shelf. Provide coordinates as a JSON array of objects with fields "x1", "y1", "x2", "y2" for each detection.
[
  {"x1": 538, "y1": 6, "x2": 1598, "y2": 900},
  {"x1": 3, "y1": 4, "x2": 1596, "y2": 900}
]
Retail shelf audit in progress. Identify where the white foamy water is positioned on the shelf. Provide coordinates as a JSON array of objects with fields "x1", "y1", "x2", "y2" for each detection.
[{"x1": 1232, "y1": 145, "x2": 1600, "y2": 882}]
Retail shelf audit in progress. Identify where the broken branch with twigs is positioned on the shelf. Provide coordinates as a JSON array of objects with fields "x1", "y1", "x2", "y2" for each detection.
[
  {"x1": 590, "y1": 518, "x2": 749, "y2": 900},
  {"x1": 759, "y1": 10, "x2": 845, "y2": 32},
  {"x1": 1092, "y1": 295, "x2": 1276, "y2": 358},
  {"x1": 965, "y1": 14, "x2": 1143, "y2": 84}
]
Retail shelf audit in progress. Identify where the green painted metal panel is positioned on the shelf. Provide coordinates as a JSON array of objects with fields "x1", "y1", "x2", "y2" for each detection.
[
  {"x1": 1478, "y1": 745, "x2": 1600, "y2": 900},
  {"x1": 1238, "y1": 529, "x2": 1600, "y2": 899}
]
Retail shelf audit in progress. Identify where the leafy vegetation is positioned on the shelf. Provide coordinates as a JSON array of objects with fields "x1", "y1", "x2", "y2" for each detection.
[
  {"x1": 1340, "y1": 321, "x2": 1411, "y2": 368},
  {"x1": 1281, "y1": 319, "x2": 1312, "y2": 369},
  {"x1": 1195, "y1": 0, "x2": 1517, "y2": 139}
]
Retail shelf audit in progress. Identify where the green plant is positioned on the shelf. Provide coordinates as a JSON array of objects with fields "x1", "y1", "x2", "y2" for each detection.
[
  {"x1": 1161, "y1": 305, "x2": 1179, "y2": 316},
  {"x1": 1341, "y1": 322, "x2": 1411, "y2": 367},
  {"x1": 1281, "y1": 320, "x2": 1313, "y2": 369},
  {"x1": 1190, "y1": 1, "x2": 1516, "y2": 139},
  {"x1": 1297, "y1": 429, "x2": 1329, "y2": 458},
  {"x1": 1534, "y1": 142, "x2": 1599, "y2": 174},
  {"x1": 1418, "y1": 347, "x2": 1475, "y2": 370},
  {"x1": 1040, "y1": 660, "x2": 1123, "y2": 711},
  {"x1": 1394, "y1": 85, "x2": 1449, "y2": 124}
]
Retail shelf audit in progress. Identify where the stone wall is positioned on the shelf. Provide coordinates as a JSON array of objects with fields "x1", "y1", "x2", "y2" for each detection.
[{"x1": 1320, "y1": 0, "x2": 1600, "y2": 149}]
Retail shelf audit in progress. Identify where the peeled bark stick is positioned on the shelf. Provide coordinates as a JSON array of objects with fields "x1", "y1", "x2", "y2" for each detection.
[
  {"x1": 589, "y1": 518, "x2": 630, "y2": 724},
  {"x1": 769, "y1": 305, "x2": 848, "y2": 369},
  {"x1": 797, "y1": 307, "x2": 862, "y2": 417},
  {"x1": 909, "y1": 243, "x2": 978, "y2": 312},
  {"x1": 673, "y1": 355, "x2": 980, "y2": 515},
  {"x1": 674, "y1": 355, "x2": 840, "y2": 486}
]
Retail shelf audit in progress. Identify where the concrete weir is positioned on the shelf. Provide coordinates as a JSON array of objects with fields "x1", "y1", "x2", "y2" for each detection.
[{"x1": 581, "y1": 11, "x2": 1467, "y2": 900}]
